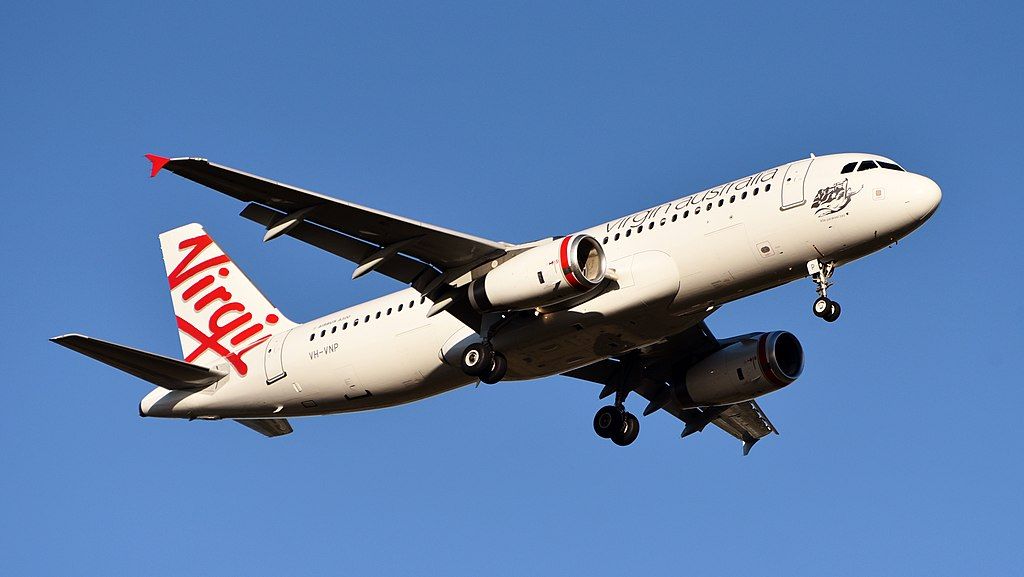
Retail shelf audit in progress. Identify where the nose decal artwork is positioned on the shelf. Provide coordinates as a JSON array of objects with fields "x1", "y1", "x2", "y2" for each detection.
[{"x1": 811, "y1": 178, "x2": 863, "y2": 217}]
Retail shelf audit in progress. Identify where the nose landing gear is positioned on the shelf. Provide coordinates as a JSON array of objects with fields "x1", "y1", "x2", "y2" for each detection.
[{"x1": 808, "y1": 259, "x2": 841, "y2": 322}]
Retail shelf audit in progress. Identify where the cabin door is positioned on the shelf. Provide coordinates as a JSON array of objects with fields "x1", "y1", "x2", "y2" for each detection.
[{"x1": 780, "y1": 158, "x2": 813, "y2": 210}]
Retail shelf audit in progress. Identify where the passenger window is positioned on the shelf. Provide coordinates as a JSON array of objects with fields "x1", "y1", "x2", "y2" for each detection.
[
  {"x1": 841, "y1": 162, "x2": 857, "y2": 174},
  {"x1": 375, "y1": 312, "x2": 381, "y2": 319},
  {"x1": 398, "y1": 304, "x2": 403, "y2": 312},
  {"x1": 331, "y1": 326, "x2": 337, "y2": 334},
  {"x1": 602, "y1": 237, "x2": 608, "y2": 244},
  {"x1": 741, "y1": 192, "x2": 747, "y2": 199},
  {"x1": 858, "y1": 160, "x2": 878, "y2": 171},
  {"x1": 718, "y1": 199, "x2": 724, "y2": 207},
  {"x1": 309, "y1": 334, "x2": 314, "y2": 341},
  {"x1": 765, "y1": 183, "x2": 771, "y2": 191},
  {"x1": 354, "y1": 319, "x2": 359, "y2": 326},
  {"x1": 671, "y1": 214, "x2": 678, "y2": 222},
  {"x1": 683, "y1": 210, "x2": 689, "y2": 218},
  {"x1": 364, "y1": 315, "x2": 370, "y2": 322},
  {"x1": 320, "y1": 330, "x2": 326, "y2": 337},
  {"x1": 614, "y1": 233, "x2": 620, "y2": 240},
  {"x1": 648, "y1": 222, "x2": 655, "y2": 230},
  {"x1": 706, "y1": 203, "x2": 712, "y2": 210},
  {"x1": 695, "y1": 207, "x2": 701, "y2": 214},
  {"x1": 343, "y1": 322, "x2": 348, "y2": 329},
  {"x1": 387, "y1": 308, "x2": 392, "y2": 315},
  {"x1": 730, "y1": 195, "x2": 735, "y2": 203}
]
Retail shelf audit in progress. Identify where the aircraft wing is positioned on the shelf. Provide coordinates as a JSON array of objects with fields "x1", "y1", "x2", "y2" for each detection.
[
  {"x1": 146, "y1": 155, "x2": 511, "y2": 310},
  {"x1": 562, "y1": 321, "x2": 779, "y2": 455}
]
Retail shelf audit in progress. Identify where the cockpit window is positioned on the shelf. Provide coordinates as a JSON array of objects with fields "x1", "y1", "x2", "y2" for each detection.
[
  {"x1": 841, "y1": 162, "x2": 857, "y2": 174},
  {"x1": 878, "y1": 161, "x2": 905, "y2": 171},
  {"x1": 857, "y1": 160, "x2": 878, "y2": 171}
]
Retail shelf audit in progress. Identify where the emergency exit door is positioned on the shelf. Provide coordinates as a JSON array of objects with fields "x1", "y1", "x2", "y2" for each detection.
[
  {"x1": 780, "y1": 158, "x2": 813, "y2": 210},
  {"x1": 264, "y1": 329, "x2": 290, "y2": 384}
]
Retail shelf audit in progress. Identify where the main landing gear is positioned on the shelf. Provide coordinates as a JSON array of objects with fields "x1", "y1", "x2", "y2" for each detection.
[
  {"x1": 593, "y1": 383, "x2": 640, "y2": 446},
  {"x1": 460, "y1": 342, "x2": 508, "y2": 384},
  {"x1": 808, "y1": 258, "x2": 841, "y2": 323},
  {"x1": 593, "y1": 405, "x2": 640, "y2": 446}
]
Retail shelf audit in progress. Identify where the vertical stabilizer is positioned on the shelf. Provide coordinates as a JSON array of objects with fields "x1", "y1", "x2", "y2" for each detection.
[{"x1": 159, "y1": 223, "x2": 295, "y2": 377}]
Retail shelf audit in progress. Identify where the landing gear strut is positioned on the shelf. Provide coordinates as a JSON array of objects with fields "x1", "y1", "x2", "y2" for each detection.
[
  {"x1": 460, "y1": 342, "x2": 508, "y2": 384},
  {"x1": 808, "y1": 259, "x2": 841, "y2": 323},
  {"x1": 593, "y1": 389, "x2": 640, "y2": 446}
]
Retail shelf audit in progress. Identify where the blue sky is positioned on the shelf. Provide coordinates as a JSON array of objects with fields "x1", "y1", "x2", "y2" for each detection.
[{"x1": 2, "y1": 2, "x2": 1022, "y2": 575}]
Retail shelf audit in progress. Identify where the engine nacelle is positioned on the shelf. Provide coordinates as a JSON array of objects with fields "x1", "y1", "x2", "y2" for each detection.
[
  {"x1": 677, "y1": 331, "x2": 804, "y2": 406},
  {"x1": 468, "y1": 234, "x2": 607, "y2": 312}
]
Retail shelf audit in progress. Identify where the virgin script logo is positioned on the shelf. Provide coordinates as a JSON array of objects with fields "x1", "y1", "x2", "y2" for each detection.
[{"x1": 167, "y1": 234, "x2": 279, "y2": 376}]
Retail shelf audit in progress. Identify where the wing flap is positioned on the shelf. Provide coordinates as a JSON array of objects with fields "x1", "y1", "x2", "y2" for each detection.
[
  {"x1": 51, "y1": 334, "x2": 226, "y2": 390},
  {"x1": 711, "y1": 400, "x2": 778, "y2": 441},
  {"x1": 235, "y1": 418, "x2": 293, "y2": 437},
  {"x1": 239, "y1": 203, "x2": 438, "y2": 287}
]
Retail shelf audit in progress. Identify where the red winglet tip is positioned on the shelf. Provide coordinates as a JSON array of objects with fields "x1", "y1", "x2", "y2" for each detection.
[{"x1": 145, "y1": 154, "x2": 170, "y2": 177}]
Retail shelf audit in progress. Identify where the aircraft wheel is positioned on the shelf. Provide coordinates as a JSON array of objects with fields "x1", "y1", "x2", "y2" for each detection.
[
  {"x1": 612, "y1": 412, "x2": 640, "y2": 446},
  {"x1": 480, "y1": 352, "x2": 508, "y2": 384},
  {"x1": 824, "y1": 300, "x2": 842, "y2": 323},
  {"x1": 812, "y1": 297, "x2": 831, "y2": 318},
  {"x1": 461, "y1": 343, "x2": 494, "y2": 377},
  {"x1": 593, "y1": 405, "x2": 624, "y2": 439}
]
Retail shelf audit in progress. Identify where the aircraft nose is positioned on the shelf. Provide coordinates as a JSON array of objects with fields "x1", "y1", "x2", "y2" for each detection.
[{"x1": 911, "y1": 175, "x2": 942, "y2": 221}]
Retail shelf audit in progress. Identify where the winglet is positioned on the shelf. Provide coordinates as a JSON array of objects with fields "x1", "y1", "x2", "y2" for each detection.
[{"x1": 145, "y1": 154, "x2": 171, "y2": 177}]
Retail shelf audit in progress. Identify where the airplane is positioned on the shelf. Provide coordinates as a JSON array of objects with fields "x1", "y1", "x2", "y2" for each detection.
[{"x1": 52, "y1": 152, "x2": 940, "y2": 453}]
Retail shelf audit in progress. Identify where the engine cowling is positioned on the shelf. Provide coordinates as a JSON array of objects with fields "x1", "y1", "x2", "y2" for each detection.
[
  {"x1": 467, "y1": 234, "x2": 607, "y2": 312},
  {"x1": 677, "y1": 331, "x2": 804, "y2": 406}
]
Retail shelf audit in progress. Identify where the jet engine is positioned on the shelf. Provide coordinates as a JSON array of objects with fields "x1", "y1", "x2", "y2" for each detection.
[
  {"x1": 468, "y1": 234, "x2": 607, "y2": 312},
  {"x1": 676, "y1": 331, "x2": 804, "y2": 406}
]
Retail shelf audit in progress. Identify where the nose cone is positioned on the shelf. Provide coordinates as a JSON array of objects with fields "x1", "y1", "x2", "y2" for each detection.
[{"x1": 911, "y1": 176, "x2": 942, "y2": 221}]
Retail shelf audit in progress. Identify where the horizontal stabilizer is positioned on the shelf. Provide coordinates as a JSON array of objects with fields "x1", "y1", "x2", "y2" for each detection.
[
  {"x1": 235, "y1": 418, "x2": 293, "y2": 437},
  {"x1": 51, "y1": 334, "x2": 227, "y2": 390}
]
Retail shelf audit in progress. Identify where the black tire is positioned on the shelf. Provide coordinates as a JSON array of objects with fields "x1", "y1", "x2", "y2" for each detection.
[
  {"x1": 593, "y1": 405, "x2": 624, "y2": 439},
  {"x1": 480, "y1": 352, "x2": 508, "y2": 384},
  {"x1": 812, "y1": 297, "x2": 831, "y2": 318},
  {"x1": 612, "y1": 412, "x2": 640, "y2": 446},
  {"x1": 824, "y1": 300, "x2": 841, "y2": 322},
  {"x1": 461, "y1": 343, "x2": 494, "y2": 377}
]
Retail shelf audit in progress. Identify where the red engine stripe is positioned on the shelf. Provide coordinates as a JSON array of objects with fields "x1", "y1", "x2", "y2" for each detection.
[
  {"x1": 559, "y1": 235, "x2": 585, "y2": 290},
  {"x1": 757, "y1": 333, "x2": 788, "y2": 388}
]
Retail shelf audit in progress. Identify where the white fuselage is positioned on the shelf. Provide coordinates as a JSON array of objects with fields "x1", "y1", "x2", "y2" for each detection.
[{"x1": 141, "y1": 153, "x2": 941, "y2": 420}]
